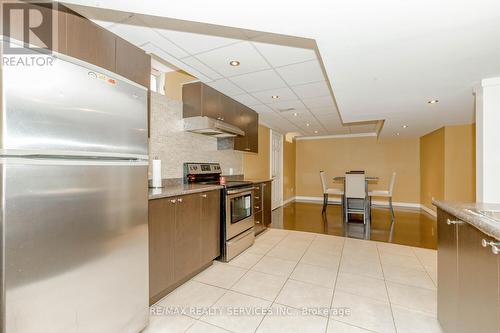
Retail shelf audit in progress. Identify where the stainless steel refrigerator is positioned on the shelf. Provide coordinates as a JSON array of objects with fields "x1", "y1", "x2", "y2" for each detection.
[{"x1": 0, "y1": 43, "x2": 149, "y2": 333}]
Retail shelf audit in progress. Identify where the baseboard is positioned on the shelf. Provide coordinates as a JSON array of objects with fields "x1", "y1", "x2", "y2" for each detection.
[
  {"x1": 420, "y1": 204, "x2": 437, "y2": 217},
  {"x1": 282, "y1": 196, "x2": 296, "y2": 206},
  {"x1": 294, "y1": 196, "x2": 421, "y2": 210}
]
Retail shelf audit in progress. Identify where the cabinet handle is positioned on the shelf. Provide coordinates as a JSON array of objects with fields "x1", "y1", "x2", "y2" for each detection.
[
  {"x1": 201, "y1": 194, "x2": 207, "y2": 198},
  {"x1": 482, "y1": 239, "x2": 500, "y2": 254},
  {"x1": 177, "y1": 198, "x2": 183, "y2": 203},
  {"x1": 255, "y1": 206, "x2": 260, "y2": 210},
  {"x1": 446, "y1": 219, "x2": 463, "y2": 225},
  {"x1": 256, "y1": 221, "x2": 260, "y2": 224},
  {"x1": 170, "y1": 199, "x2": 176, "y2": 204},
  {"x1": 255, "y1": 196, "x2": 260, "y2": 199},
  {"x1": 245, "y1": 148, "x2": 251, "y2": 151}
]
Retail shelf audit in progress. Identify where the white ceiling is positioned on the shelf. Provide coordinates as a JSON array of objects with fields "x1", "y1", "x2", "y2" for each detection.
[{"x1": 62, "y1": 0, "x2": 500, "y2": 138}]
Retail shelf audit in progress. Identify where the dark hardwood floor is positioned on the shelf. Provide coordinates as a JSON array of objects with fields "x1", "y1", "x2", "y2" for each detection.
[{"x1": 271, "y1": 202, "x2": 437, "y2": 249}]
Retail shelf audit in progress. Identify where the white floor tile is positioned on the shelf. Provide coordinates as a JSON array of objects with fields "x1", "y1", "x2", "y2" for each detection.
[
  {"x1": 256, "y1": 304, "x2": 328, "y2": 333},
  {"x1": 155, "y1": 281, "x2": 226, "y2": 319},
  {"x1": 246, "y1": 241, "x2": 277, "y2": 255},
  {"x1": 339, "y1": 256, "x2": 384, "y2": 279},
  {"x1": 413, "y1": 247, "x2": 438, "y2": 267},
  {"x1": 228, "y1": 251, "x2": 264, "y2": 269},
  {"x1": 201, "y1": 290, "x2": 271, "y2": 333},
  {"x1": 231, "y1": 270, "x2": 287, "y2": 301},
  {"x1": 193, "y1": 263, "x2": 247, "y2": 289},
  {"x1": 383, "y1": 264, "x2": 436, "y2": 290},
  {"x1": 336, "y1": 272, "x2": 389, "y2": 302},
  {"x1": 251, "y1": 256, "x2": 297, "y2": 277},
  {"x1": 266, "y1": 243, "x2": 307, "y2": 262},
  {"x1": 379, "y1": 252, "x2": 425, "y2": 271},
  {"x1": 144, "y1": 314, "x2": 195, "y2": 333},
  {"x1": 309, "y1": 237, "x2": 344, "y2": 256},
  {"x1": 392, "y1": 305, "x2": 443, "y2": 333},
  {"x1": 290, "y1": 263, "x2": 337, "y2": 288},
  {"x1": 299, "y1": 249, "x2": 341, "y2": 269},
  {"x1": 386, "y1": 281, "x2": 437, "y2": 316},
  {"x1": 275, "y1": 279, "x2": 334, "y2": 311},
  {"x1": 326, "y1": 320, "x2": 374, "y2": 332},
  {"x1": 331, "y1": 291, "x2": 396, "y2": 333},
  {"x1": 185, "y1": 320, "x2": 233, "y2": 333},
  {"x1": 376, "y1": 242, "x2": 417, "y2": 257}
]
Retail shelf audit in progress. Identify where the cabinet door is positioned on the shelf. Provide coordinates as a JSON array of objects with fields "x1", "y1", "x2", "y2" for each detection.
[
  {"x1": 457, "y1": 222, "x2": 499, "y2": 333},
  {"x1": 182, "y1": 82, "x2": 202, "y2": 118},
  {"x1": 202, "y1": 85, "x2": 222, "y2": 120},
  {"x1": 262, "y1": 181, "x2": 272, "y2": 226},
  {"x1": 437, "y1": 210, "x2": 459, "y2": 333},
  {"x1": 246, "y1": 111, "x2": 259, "y2": 153},
  {"x1": 174, "y1": 193, "x2": 201, "y2": 281},
  {"x1": 148, "y1": 198, "x2": 176, "y2": 302},
  {"x1": 221, "y1": 94, "x2": 238, "y2": 125},
  {"x1": 200, "y1": 191, "x2": 221, "y2": 262},
  {"x1": 66, "y1": 11, "x2": 116, "y2": 71},
  {"x1": 115, "y1": 37, "x2": 150, "y2": 87},
  {"x1": 233, "y1": 104, "x2": 250, "y2": 151}
]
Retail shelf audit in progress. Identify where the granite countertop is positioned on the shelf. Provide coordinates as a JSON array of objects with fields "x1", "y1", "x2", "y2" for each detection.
[
  {"x1": 244, "y1": 178, "x2": 274, "y2": 184},
  {"x1": 149, "y1": 184, "x2": 223, "y2": 200},
  {"x1": 433, "y1": 199, "x2": 500, "y2": 240}
]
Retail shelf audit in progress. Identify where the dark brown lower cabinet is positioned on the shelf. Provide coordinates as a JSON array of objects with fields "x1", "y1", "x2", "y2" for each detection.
[
  {"x1": 148, "y1": 190, "x2": 221, "y2": 304},
  {"x1": 437, "y1": 208, "x2": 500, "y2": 333},
  {"x1": 200, "y1": 190, "x2": 221, "y2": 263},
  {"x1": 262, "y1": 181, "x2": 272, "y2": 226}
]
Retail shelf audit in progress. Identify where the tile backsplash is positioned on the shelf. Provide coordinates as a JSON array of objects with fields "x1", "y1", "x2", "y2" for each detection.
[{"x1": 148, "y1": 92, "x2": 243, "y2": 179}]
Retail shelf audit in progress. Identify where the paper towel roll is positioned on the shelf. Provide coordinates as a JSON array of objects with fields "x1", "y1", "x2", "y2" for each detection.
[{"x1": 152, "y1": 158, "x2": 162, "y2": 188}]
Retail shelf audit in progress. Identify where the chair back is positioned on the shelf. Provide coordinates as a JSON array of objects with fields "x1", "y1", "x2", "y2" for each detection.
[
  {"x1": 345, "y1": 173, "x2": 366, "y2": 199},
  {"x1": 388, "y1": 172, "x2": 397, "y2": 195},
  {"x1": 319, "y1": 171, "x2": 328, "y2": 194}
]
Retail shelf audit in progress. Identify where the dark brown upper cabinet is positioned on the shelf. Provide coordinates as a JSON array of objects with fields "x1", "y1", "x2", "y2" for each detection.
[
  {"x1": 183, "y1": 82, "x2": 259, "y2": 153},
  {"x1": 115, "y1": 37, "x2": 151, "y2": 88}
]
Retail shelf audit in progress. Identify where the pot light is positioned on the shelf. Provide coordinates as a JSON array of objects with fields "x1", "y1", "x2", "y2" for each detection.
[
  {"x1": 293, "y1": 112, "x2": 298, "y2": 116},
  {"x1": 402, "y1": 125, "x2": 408, "y2": 129},
  {"x1": 428, "y1": 99, "x2": 439, "y2": 104},
  {"x1": 395, "y1": 132, "x2": 400, "y2": 136},
  {"x1": 306, "y1": 123, "x2": 310, "y2": 127},
  {"x1": 271, "y1": 95, "x2": 279, "y2": 99},
  {"x1": 229, "y1": 60, "x2": 240, "y2": 66},
  {"x1": 314, "y1": 130, "x2": 318, "y2": 134}
]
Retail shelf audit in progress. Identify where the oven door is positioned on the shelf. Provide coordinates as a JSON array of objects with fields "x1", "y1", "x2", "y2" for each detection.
[{"x1": 225, "y1": 187, "x2": 254, "y2": 239}]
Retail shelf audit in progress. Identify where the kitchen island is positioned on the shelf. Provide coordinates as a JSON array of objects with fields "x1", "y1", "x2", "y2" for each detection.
[{"x1": 433, "y1": 200, "x2": 500, "y2": 333}]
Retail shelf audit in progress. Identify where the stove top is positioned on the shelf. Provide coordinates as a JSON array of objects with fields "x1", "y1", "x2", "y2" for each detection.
[{"x1": 183, "y1": 162, "x2": 253, "y2": 189}]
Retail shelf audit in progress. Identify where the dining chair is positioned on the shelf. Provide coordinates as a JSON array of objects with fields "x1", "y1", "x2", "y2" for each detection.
[
  {"x1": 344, "y1": 173, "x2": 369, "y2": 224},
  {"x1": 319, "y1": 171, "x2": 344, "y2": 212},
  {"x1": 369, "y1": 172, "x2": 397, "y2": 222}
]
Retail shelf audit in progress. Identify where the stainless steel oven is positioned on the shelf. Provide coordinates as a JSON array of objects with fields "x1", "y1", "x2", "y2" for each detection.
[{"x1": 226, "y1": 187, "x2": 255, "y2": 239}]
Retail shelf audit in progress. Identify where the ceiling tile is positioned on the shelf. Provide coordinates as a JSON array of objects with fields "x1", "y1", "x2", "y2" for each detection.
[
  {"x1": 292, "y1": 81, "x2": 331, "y2": 99},
  {"x1": 153, "y1": 28, "x2": 242, "y2": 55},
  {"x1": 229, "y1": 70, "x2": 286, "y2": 93},
  {"x1": 108, "y1": 17, "x2": 189, "y2": 59},
  {"x1": 252, "y1": 87, "x2": 298, "y2": 104},
  {"x1": 276, "y1": 60, "x2": 325, "y2": 86},
  {"x1": 310, "y1": 106, "x2": 339, "y2": 116},
  {"x1": 232, "y1": 94, "x2": 261, "y2": 106},
  {"x1": 252, "y1": 41, "x2": 316, "y2": 67},
  {"x1": 266, "y1": 99, "x2": 306, "y2": 112},
  {"x1": 181, "y1": 56, "x2": 223, "y2": 81},
  {"x1": 302, "y1": 95, "x2": 336, "y2": 109},
  {"x1": 194, "y1": 42, "x2": 270, "y2": 77},
  {"x1": 206, "y1": 78, "x2": 245, "y2": 96},
  {"x1": 250, "y1": 104, "x2": 275, "y2": 114}
]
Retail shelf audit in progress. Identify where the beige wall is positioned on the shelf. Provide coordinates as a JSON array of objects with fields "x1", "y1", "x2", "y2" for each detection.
[
  {"x1": 420, "y1": 128, "x2": 445, "y2": 211},
  {"x1": 420, "y1": 124, "x2": 476, "y2": 212},
  {"x1": 444, "y1": 124, "x2": 476, "y2": 203},
  {"x1": 295, "y1": 136, "x2": 421, "y2": 203},
  {"x1": 164, "y1": 70, "x2": 197, "y2": 101},
  {"x1": 243, "y1": 125, "x2": 270, "y2": 179},
  {"x1": 283, "y1": 139, "x2": 296, "y2": 200}
]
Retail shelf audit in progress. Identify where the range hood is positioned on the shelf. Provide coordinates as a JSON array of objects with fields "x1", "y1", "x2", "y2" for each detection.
[{"x1": 183, "y1": 116, "x2": 245, "y2": 138}]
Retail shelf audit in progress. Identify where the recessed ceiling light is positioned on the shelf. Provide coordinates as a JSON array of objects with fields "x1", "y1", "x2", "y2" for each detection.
[
  {"x1": 306, "y1": 123, "x2": 310, "y2": 127},
  {"x1": 428, "y1": 99, "x2": 439, "y2": 104},
  {"x1": 314, "y1": 130, "x2": 318, "y2": 134},
  {"x1": 402, "y1": 125, "x2": 408, "y2": 129},
  {"x1": 395, "y1": 132, "x2": 400, "y2": 136},
  {"x1": 271, "y1": 95, "x2": 279, "y2": 99},
  {"x1": 229, "y1": 60, "x2": 240, "y2": 66},
  {"x1": 293, "y1": 112, "x2": 298, "y2": 116}
]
